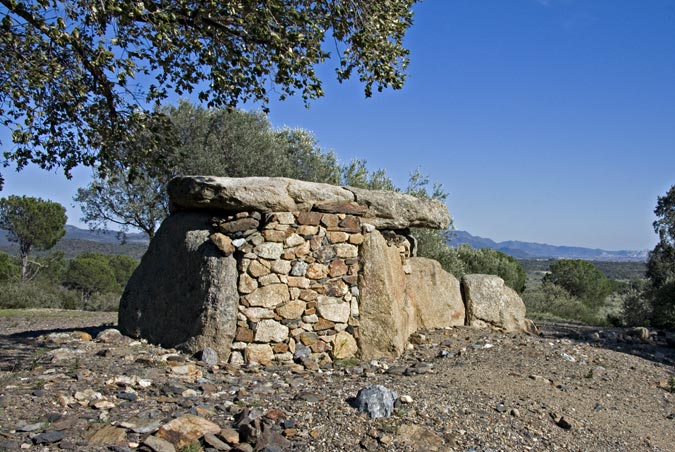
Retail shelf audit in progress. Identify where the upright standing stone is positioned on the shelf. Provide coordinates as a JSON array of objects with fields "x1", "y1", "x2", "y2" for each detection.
[
  {"x1": 358, "y1": 230, "x2": 415, "y2": 360},
  {"x1": 119, "y1": 212, "x2": 239, "y2": 359}
]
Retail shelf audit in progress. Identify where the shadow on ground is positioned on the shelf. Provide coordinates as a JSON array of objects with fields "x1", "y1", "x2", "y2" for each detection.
[
  {"x1": 537, "y1": 321, "x2": 675, "y2": 368},
  {"x1": 0, "y1": 324, "x2": 113, "y2": 372}
]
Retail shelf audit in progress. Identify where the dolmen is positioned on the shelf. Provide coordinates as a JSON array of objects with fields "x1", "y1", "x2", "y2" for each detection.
[{"x1": 119, "y1": 176, "x2": 530, "y2": 367}]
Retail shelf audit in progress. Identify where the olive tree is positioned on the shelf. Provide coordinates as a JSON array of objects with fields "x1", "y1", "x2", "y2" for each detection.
[{"x1": 75, "y1": 101, "x2": 343, "y2": 239}]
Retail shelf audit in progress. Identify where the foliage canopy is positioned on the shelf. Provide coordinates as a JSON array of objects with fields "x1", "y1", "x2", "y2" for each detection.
[
  {"x1": 0, "y1": 0, "x2": 417, "y2": 187},
  {"x1": 647, "y1": 185, "x2": 675, "y2": 289},
  {"x1": 0, "y1": 195, "x2": 66, "y2": 280},
  {"x1": 543, "y1": 259, "x2": 612, "y2": 307},
  {"x1": 75, "y1": 101, "x2": 344, "y2": 238}
]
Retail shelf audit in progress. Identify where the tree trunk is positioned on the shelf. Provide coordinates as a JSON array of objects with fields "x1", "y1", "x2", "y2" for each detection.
[
  {"x1": 19, "y1": 242, "x2": 32, "y2": 282},
  {"x1": 21, "y1": 253, "x2": 28, "y2": 282}
]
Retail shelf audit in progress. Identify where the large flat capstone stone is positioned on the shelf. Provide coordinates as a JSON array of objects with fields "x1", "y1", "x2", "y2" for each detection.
[{"x1": 168, "y1": 176, "x2": 450, "y2": 230}]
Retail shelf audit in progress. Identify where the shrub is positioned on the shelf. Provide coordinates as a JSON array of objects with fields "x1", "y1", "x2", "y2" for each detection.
[
  {"x1": 107, "y1": 255, "x2": 138, "y2": 288},
  {"x1": 63, "y1": 253, "x2": 120, "y2": 300},
  {"x1": 0, "y1": 252, "x2": 19, "y2": 282},
  {"x1": 543, "y1": 259, "x2": 612, "y2": 308},
  {"x1": 415, "y1": 233, "x2": 527, "y2": 293},
  {"x1": 523, "y1": 282, "x2": 606, "y2": 325},
  {"x1": 87, "y1": 292, "x2": 121, "y2": 312},
  {"x1": 0, "y1": 281, "x2": 79, "y2": 310}
]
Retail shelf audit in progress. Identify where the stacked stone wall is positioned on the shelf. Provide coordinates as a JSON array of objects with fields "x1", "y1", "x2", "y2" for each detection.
[{"x1": 208, "y1": 210, "x2": 375, "y2": 368}]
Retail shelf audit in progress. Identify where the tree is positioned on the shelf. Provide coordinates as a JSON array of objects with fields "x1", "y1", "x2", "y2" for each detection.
[
  {"x1": 653, "y1": 185, "x2": 675, "y2": 248},
  {"x1": 647, "y1": 185, "x2": 675, "y2": 288},
  {"x1": 75, "y1": 101, "x2": 347, "y2": 238},
  {"x1": 63, "y1": 253, "x2": 120, "y2": 302},
  {"x1": 0, "y1": 0, "x2": 418, "y2": 187},
  {"x1": 640, "y1": 184, "x2": 675, "y2": 328},
  {"x1": 107, "y1": 255, "x2": 138, "y2": 288},
  {"x1": 543, "y1": 259, "x2": 612, "y2": 307},
  {"x1": 0, "y1": 195, "x2": 66, "y2": 281},
  {"x1": 342, "y1": 159, "x2": 396, "y2": 191}
]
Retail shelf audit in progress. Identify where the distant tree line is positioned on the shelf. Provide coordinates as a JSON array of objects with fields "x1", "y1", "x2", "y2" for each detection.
[
  {"x1": 0, "y1": 195, "x2": 137, "y2": 311},
  {"x1": 519, "y1": 186, "x2": 675, "y2": 330}
]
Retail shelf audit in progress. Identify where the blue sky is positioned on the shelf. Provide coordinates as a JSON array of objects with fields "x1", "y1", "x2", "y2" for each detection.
[{"x1": 3, "y1": 0, "x2": 675, "y2": 251}]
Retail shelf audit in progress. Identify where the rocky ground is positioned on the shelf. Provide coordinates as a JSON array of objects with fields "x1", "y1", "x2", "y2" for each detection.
[{"x1": 0, "y1": 310, "x2": 673, "y2": 452}]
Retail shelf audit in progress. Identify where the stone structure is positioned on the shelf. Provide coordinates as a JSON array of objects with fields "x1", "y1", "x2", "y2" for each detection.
[{"x1": 119, "y1": 176, "x2": 528, "y2": 366}]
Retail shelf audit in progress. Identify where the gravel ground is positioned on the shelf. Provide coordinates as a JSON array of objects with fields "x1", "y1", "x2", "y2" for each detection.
[{"x1": 0, "y1": 310, "x2": 673, "y2": 452}]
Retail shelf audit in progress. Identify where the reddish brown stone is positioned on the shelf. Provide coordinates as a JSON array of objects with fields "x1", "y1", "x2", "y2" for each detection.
[
  {"x1": 320, "y1": 214, "x2": 339, "y2": 228},
  {"x1": 282, "y1": 250, "x2": 296, "y2": 260},
  {"x1": 328, "y1": 259, "x2": 349, "y2": 277},
  {"x1": 263, "y1": 229, "x2": 288, "y2": 242},
  {"x1": 299, "y1": 289, "x2": 318, "y2": 302},
  {"x1": 297, "y1": 225, "x2": 319, "y2": 236},
  {"x1": 339, "y1": 216, "x2": 361, "y2": 233},
  {"x1": 304, "y1": 308, "x2": 316, "y2": 316},
  {"x1": 283, "y1": 428, "x2": 298, "y2": 438},
  {"x1": 306, "y1": 263, "x2": 328, "y2": 279},
  {"x1": 218, "y1": 218, "x2": 260, "y2": 234},
  {"x1": 314, "y1": 318, "x2": 335, "y2": 331},
  {"x1": 296, "y1": 211, "x2": 323, "y2": 226},
  {"x1": 348, "y1": 233, "x2": 365, "y2": 245},
  {"x1": 310, "y1": 236, "x2": 323, "y2": 252},
  {"x1": 314, "y1": 201, "x2": 368, "y2": 215},
  {"x1": 265, "y1": 409, "x2": 287, "y2": 421},
  {"x1": 294, "y1": 241, "x2": 311, "y2": 257},
  {"x1": 306, "y1": 301, "x2": 317, "y2": 310},
  {"x1": 311, "y1": 283, "x2": 326, "y2": 294},
  {"x1": 325, "y1": 279, "x2": 349, "y2": 297},
  {"x1": 235, "y1": 327, "x2": 254, "y2": 343},
  {"x1": 311, "y1": 340, "x2": 330, "y2": 353},
  {"x1": 273, "y1": 343, "x2": 289, "y2": 353}
]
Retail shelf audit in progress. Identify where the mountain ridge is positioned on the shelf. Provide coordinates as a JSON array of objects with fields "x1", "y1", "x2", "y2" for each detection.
[{"x1": 448, "y1": 230, "x2": 648, "y2": 261}]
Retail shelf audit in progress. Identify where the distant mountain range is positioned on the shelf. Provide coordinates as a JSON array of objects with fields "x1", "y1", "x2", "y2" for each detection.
[
  {"x1": 447, "y1": 230, "x2": 648, "y2": 262},
  {"x1": 1, "y1": 225, "x2": 648, "y2": 262}
]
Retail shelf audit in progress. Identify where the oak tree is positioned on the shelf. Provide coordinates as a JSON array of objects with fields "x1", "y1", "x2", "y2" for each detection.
[{"x1": 0, "y1": 0, "x2": 417, "y2": 187}]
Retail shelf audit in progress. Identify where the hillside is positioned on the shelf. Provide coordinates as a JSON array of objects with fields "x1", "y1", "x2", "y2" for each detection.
[
  {"x1": 0, "y1": 226, "x2": 149, "y2": 259},
  {"x1": 448, "y1": 230, "x2": 648, "y2": 262}
]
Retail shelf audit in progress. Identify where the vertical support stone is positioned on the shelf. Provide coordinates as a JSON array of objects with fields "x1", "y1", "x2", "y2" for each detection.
[
  {"x1": 357, "y1": 230, "x2": 415, "y2": 360},
  {"x1": 119, "y1": 212, "x2": 239, "y2": 360}
]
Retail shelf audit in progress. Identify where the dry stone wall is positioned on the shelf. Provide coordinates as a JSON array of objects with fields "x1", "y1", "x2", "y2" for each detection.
[{"x1": 209, "y1": 209, "x2": 368, "y2": 367}]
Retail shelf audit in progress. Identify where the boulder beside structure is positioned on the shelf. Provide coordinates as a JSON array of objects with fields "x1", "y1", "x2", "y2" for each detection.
[
  {"x1": 461, "y1": 274, "x2": 528, "y2": 332},
  {"x1": 119, "y1": 176, "x2": 531, "y2": 366}
]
